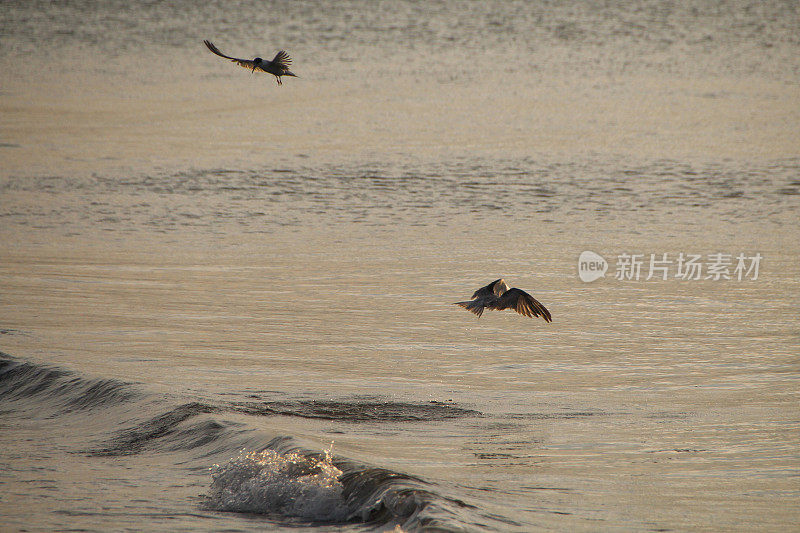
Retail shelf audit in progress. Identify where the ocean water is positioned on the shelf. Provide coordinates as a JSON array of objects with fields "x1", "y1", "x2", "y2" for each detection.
[{"x1": 1, "y1": 1, "x2": 799, "y2": 531}]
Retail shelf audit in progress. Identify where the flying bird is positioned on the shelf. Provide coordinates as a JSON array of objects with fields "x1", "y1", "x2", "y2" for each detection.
[
  {"x1": 203, "y1": 40, "x2": 297, "y2": 85},
  {"x1": 455, "y1": 279, "x2": 552, "y2": 322}
]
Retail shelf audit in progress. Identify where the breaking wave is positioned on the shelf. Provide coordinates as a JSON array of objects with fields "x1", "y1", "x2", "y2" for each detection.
[
  {"x1": 206, "y1": 440, "x2": 487, "y2": 530},
  {"x1": 0, "y1": 353, "x2": 496, "y2": 531},
  {"x1": 207, "y1": 447, "x2": 350, "y2": 522}
]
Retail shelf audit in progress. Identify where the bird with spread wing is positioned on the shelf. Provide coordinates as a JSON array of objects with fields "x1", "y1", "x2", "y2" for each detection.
[
  {"x1": 455, "y1": 279, "x2": 552, "y2": 322},
  {"x1": 203, "y1": 40, "x2": 297, "y2": 85}
]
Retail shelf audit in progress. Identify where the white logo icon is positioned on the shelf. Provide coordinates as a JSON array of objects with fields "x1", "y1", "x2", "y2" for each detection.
[{"x1": 578, "y1": 251, "x2": 608, "y2": 282}]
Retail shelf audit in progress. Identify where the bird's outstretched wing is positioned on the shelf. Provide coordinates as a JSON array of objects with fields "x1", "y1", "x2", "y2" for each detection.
[
  {"x1": 204, "y1": 40, "x2": 258, "y2": 70},
  {"x1": 491, "y1": 288, "x2": 552, "y2": 322},
  {"x1": 471, "y1": 278, "x2": 510, "y2": 300},
  {"x1": 270, "y1": 50, "x2": 293, "y2": 70}
]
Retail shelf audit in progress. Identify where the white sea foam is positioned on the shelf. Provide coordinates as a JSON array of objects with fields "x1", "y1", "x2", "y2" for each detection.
[{"x1": 208, "y1": 447, "x2": 350, "y2": 522}]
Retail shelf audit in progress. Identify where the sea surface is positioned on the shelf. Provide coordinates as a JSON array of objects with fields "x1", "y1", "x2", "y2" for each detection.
[{"x1": 1, "y1": 1, "x2": 799, "y2": 531}]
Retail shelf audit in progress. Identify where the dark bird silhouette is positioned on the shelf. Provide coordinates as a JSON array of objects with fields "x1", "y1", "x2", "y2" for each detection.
[
  {"x1": 455, "y1": 279, "x2": 552, "y2": 322},
  {"x1": 203, "y1": 40, "x2": 297, "y2": 85}
]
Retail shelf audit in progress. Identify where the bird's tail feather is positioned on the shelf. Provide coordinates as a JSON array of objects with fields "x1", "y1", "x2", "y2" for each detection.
[{"x1": 454, "y1": 301, "x2": 484, "y2": 317}]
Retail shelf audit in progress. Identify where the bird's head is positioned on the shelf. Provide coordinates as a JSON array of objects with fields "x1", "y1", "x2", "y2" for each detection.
[{"x1": 252, "y1": 57, "x2": 262, "y2": 72}]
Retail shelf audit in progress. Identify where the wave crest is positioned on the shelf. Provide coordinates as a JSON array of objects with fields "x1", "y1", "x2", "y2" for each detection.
[{"x1": 0, "y1": 354, "x2": 137, "y2": 413}]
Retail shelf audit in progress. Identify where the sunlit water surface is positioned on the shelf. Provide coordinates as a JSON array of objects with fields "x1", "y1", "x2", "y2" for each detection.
[{"x1": 1, "y1": 1, "x2": 799, "y2": 531}]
